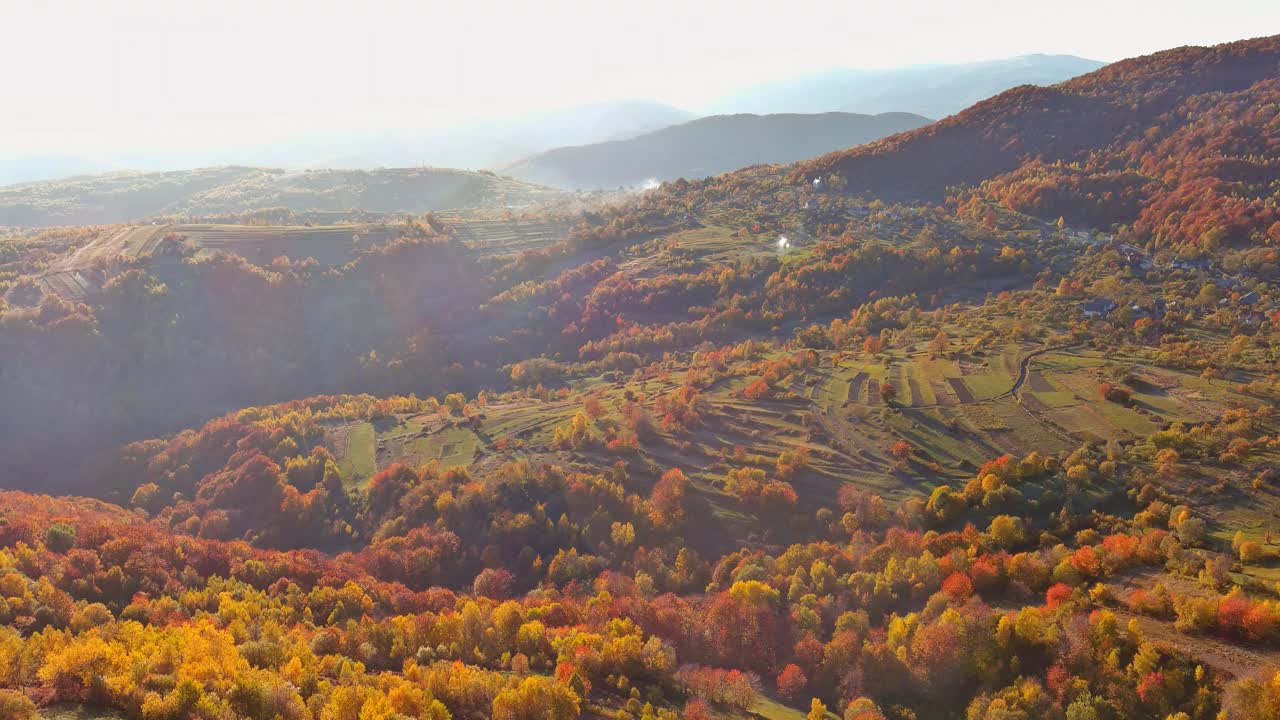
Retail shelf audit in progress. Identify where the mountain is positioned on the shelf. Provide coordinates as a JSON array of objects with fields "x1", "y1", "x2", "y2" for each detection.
[
  {"x1": 712, "y1": 54, "x2": 1105, "y2": 119},
  {"x1": 0, "y1": 101, "x2": 696, "y2": 187},
  {"x1": 270, "y1": 100, "x2": 700, "y2": 172},
  {"x1": 0, "y1": 166, "x2": 564, "y2": 226},
  {"x1": 791, "y1": 35, "x2": 1280, "y2": 251},
  {"x1": 500, "y1": 111, "x2": 931, "y2": 189},
  {"x1": 486, "y1": 100, "x2": 699, "y2": 155}
]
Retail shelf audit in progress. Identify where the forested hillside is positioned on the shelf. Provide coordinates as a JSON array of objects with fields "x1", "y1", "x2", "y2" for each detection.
[
  {"x1": 1, "y1": 34, "x2": 1280, "y2": 720},
  {"x1": 796, "y1": 35, "x2": 1280, "y2": 252}
]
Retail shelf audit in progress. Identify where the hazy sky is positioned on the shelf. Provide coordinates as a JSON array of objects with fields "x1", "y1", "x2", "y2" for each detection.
[{"x1": 4, "y1": 0, "x2": 1279, "y2": 159}]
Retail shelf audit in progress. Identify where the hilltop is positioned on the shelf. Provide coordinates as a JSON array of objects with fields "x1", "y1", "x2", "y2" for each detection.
[
  {"x1": 502, "y1": 112, "x2": 930, "y2": 189},
  {"x1": 0, "y1": 166, "x2": 566, "y2": 226}
]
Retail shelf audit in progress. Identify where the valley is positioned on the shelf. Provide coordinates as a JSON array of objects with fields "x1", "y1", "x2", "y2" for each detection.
[{"x1": 1, "y1": 29, "x2": 1280, "y2": 720}]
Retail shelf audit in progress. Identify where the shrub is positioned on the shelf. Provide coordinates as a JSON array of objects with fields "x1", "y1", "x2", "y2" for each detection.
[
  {"x1": 0, "y1": 691, "x2": 35, "y2": 720},
  {"x1": 45, "y1": 522, "x2": 77, "y2": 553}
]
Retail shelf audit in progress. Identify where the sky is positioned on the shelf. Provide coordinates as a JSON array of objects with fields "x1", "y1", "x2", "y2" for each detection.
[{"x1": 3, "y1": 0, "x2": 1279, "y2": 163}]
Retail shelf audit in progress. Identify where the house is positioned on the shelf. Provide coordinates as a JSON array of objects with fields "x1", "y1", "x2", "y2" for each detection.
[
  {"x1": 1081, "y1": 298, "x2": 1117, "y2": 318},
  {"x1": 1170, "y1": 258, "x2": 1211, "y2": 271},
  {"x1": 1121, "y1": 251, "x2": 1154, "y2": 271},
  {"x1": 1128, "y1": 303, "x2": 1152, "y2": 320},
  {"x1": 1239, "y1": 291, "x2": 1261, "y2": 306},
  {"x1": 1130, "y1": 247, "x2": 1153, "y2": 268},
  {"x1": 1126, "y1": 299, "x2": 1166, "y2": 321}
]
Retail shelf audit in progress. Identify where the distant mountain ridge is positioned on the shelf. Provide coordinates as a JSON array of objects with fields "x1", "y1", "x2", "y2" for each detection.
[
  {"x1": 712, "y1": 54, "x2": 1105, "y2": 119},
  {"x1": 0, "y1": 166, "x2": 563, "y2": 227},
  {"x1": 324, "y1": 100, "x2": 698, "y2": 172},
  {"x1": 0, "y1": 55, "x2": 1108, "y2": 186},
  {"x1": 501, "y1": 111, "x2": 931, "y2": 190},
  {"x1": 0, "y1": 100, "x2": 696, "y2": 187}
]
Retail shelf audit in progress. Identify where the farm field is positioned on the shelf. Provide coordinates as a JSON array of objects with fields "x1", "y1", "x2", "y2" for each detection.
[
  {"x1": 328, "y1": 421, "x2": 376, "y2": 488},
  {"x1": 450, "y1": 218, "x2": 571, "y2": 256},
  {"x1": 749, "y1": 696, "x2": 839, "y2": 720},
  {"x1": 315, "y1": 331, "x2": 1272, "y2": 553},
  {"x1": 35, "y1": 269, "x2": 97, "y2": 301},
  {"x1": 326, "y1": 404, "x2": 547, "y2": 488},
  {"x1": 809, "y1": 343, "x2": 1254, "y2": 461}
]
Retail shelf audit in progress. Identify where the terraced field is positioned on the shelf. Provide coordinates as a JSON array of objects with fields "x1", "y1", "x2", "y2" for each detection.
[
  {"x1": 181, "y1": 224, "x2": 401, "y2": 265},
  {"x1": 36, "y1": 269, "x2": 97, "y2": 301},
  {"x1": 327, "y1": 415, "x2": 482, "y2": 488},
  {"x1": 802, "y1": 343, "x2": 1257, "y2": 476},
  {"x1": 313, "y1": 335, "x2": 1263, "y2": 553},
  {"x1": 324, "y1": 398, "x2": 583, "y2": 488},
  {"x1": 56, "y1": 223, "x2": 398, "y2": 268},
  {"x1": 450, "y1": 219, "x2": 570, "y2": 256}
]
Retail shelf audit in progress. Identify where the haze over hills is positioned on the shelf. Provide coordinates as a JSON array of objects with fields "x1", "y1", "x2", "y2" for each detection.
[
  {"x1": 7, "y1": 22, "x2": 1280, "y2": 720},
  {"x1": 501, "y1": 111, "x2": 931, "y2": 189},
  {"x1": 262, "y1": 100, "x2": 700, "y2": 173},
  {"x1": 0, "y1": 154, "x2": 119, "y2": 187},
  {"x1": 710, "y1": 54, "x2": 1106, "y2": 118},
  {"x1": 0, "y1": 55, "x2": 1105, "y2": 186},
  {"x1": 0, "y1": 100, "x2": 695, "y2": 188},
  {"x1": 0, "y1": 166, "x2": 565, "y2": 226}
]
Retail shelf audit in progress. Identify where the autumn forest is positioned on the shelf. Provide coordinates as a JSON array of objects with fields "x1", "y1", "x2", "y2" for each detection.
[{"x1": 2, "y1": 30, "x2": 1280, "y2": 720}]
